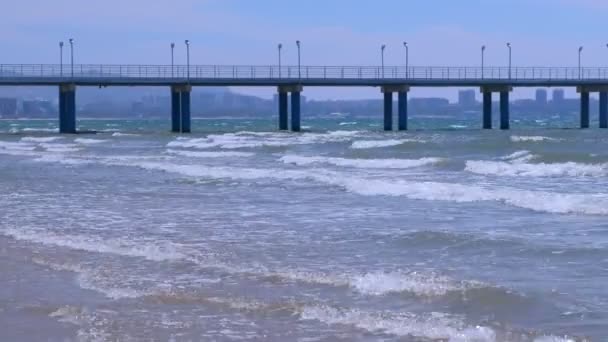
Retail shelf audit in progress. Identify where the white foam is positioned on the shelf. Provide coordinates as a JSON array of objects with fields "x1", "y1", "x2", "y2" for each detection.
[
  {"x1": 115, "y1": 159, "x2": 608, "y2": 215},
  {"x1": 339, "y1": 122, "x2": 357, "y2": 126},
  {"x1": 510, "y1": 136, "x2": 559, "y2": 142},
  {"x1": 2, "y1": 228, "x2": 186, "y2": 262},
  {"x1": 465, "y1": 160, "x2": 608, "y2": 177},
  {"x1": 167, "y1": 149, "x2": 254, "y2": 158},
  {"x1": 349, "y1": 271, "x2": 467, "y2": 297},
  {"x1": 22, "y1": 128, "x2": 58, "y2": 133},
  {"x1": 501, "y1": 150, "x2": 536, "y2": 163},
  {"x1": 0, "y1": 141, "x2": 37, "y2": 151},
  {"x1": 350, "y1": 139, "x2": 423, "y2": 149},
  {"x1": 74, "y1": 138, "x2": 108, "y2": 145},
  {"x1": 300, "y1": 306, "x2": 496, "y2": 341},
  {"x1": 111, "y1": 132, "x2": 140, "y2": 137},
  {"x1": 33, "y1": 154, "x2": 90, "y2": 165},
  {"x1": 20, "y1": 136, "x2": 63, "y2": 143},
  {"x1": 533, "y1": 337, "x2": 576, "y2": 342},
  {"x1": 280, "y1": 155, "x2": 442, "y2": 169},
  {"x1": 39, "y1": 143, "x2": 81, "y2": 153},
  {"x1": 167, "y1": 131, "x2": 360, "y2": 150}
]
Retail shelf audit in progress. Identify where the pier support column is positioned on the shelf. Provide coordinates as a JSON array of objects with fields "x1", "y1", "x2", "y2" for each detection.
[
  {"x1": 398, "y1": 91, "x2": 408, "y2": 131},
  {"x1": 383, "y1": 92, "x2": 393, "y2": 131},
  {"x1": 291, "y1": 91, "x2": 301, "y2": 132},
  {"x1": 278, "y1": 90, "x2": 288, "y2": 130},
  {"x1": 59, "y1": 84, "x2": 76, "y2": 134},
  {"x1": 580, "y1": 91, "x2": 590, "y2": 129},
  {"x1": 600, "y1": 92, "x2": 608, "y2": 128},
  {"x1": 381, "y1": 86, "x2": 408, "y2": 131},
  {"x1": 500, "y1": 91, "x2": 510, "y2": 130},
  {"x1": 171, "y1": 85, "x2": 191, "y2": 133},
  {"x1": 482, "y1": 92, "x2": 492, "y2": 129}
]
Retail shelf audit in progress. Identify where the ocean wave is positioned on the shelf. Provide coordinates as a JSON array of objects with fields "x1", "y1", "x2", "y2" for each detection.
[
  {"x1": 280, "y1": 155, "x2": 442, "y2": 169},
  {"x1": 21, "y1": 128, "x2": 58, "y2": 133},
  {"x1": 300, "y1": 305, "x2": 496, "y2": 341},
  {"x1": 74, "y1": 138, "x2": 108, "y2": 145},
  {"x1": 350, "y1": 139, "x2": 424, "y2": 149},
  {"x1": 113, "y1": 160, "x2": 608, "y2": 216},
  {"x1": 167, "y1": 131, "x2": 361, "y2": 150},
  {"x1": 111, "y1": 132, "x2": 140, "y2": 137},
  {"x1": 167, "y1": 149, "x2": 255, "y2": 158},
  {"x1": 349, "y1": 270, "x2": 474, "y2": 296},
  {"x1": 510, "y1": 136, "x2": 560, "y2": 143},
  {"x1": 2, "y1": 227, "x2": 187, "y2": 262},
  {"x1": 39, "y1": 143, "x2": 81, "y2": 153},
  {"x1": 33, "y1": 155, "x2": 91, "y2": 165},
  {"x1": 465, "y1": 160, "x2": 608, "y2": 177},
  {"x1": 0, "y1": 141, "x2": 37, "y2": 151},
  {"x1": 501, "y1": 150, "x2": 537, "y2": 163},
  {"x1": 20, "y1": 136, "x2": 63, "y2": 143}
]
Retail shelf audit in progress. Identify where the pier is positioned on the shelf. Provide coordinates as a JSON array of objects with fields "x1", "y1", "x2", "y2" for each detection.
[{"x1": 2, "y1": 64, "x2": 608, "y2": 133}]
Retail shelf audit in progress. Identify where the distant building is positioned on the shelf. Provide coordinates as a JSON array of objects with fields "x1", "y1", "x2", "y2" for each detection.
[
  {"x1": 0, "y1": 97, "x2": 17, "y2": 117},
  {"x1": 410, "y1": 97, "x2": 450, "y2": 111},
  {"x1": 552, "y1": 89, "x2": 565, "y2": 104},
  {"x1": 535, "y1": 89, "x2": 548, "y2": 105},
  {"x1": 21, "y1": 99, "x2": 54, "y2": 117},
  {"x1": 458, "y1": 90, "x2": 477, "y2": 106}
]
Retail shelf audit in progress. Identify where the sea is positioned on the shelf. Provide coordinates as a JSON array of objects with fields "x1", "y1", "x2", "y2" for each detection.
[{"x1": 0, "y1": 115, "x2": 606, "y2": 341}]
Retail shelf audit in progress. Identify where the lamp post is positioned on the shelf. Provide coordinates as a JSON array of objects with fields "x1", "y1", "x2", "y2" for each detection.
[
  {"x1": 59, "y1": 41, "x2": 64, "y2": 77},
  {"x1": 184, "y1": 40, "x2": 190, "y2": 81},
  {"x1": 481, "y1": 45, "x2": 486, "y2": 79},
  {"x1": 171, "y1": 42, "x2": 175, "y2": 78},
  {"x1": 69, "y1": 38, "x2": 74, "y2": 78},
  {"x1": 278, "y1": 43, "x2": 282, "y2": 78},
  {"x1": 296, "y1": 40, "x2": 301, "y2": 79},
  {"x1": 403, "y1": 41, "x2": 409, "y2": 79},
  {"x1": 381, "y1": 44, "x2": 386, "y2": 78},
  {"x1": 578, "y1": 46, "x2": 583, "y2": 79},
  {"x1": 507, "y1": 42, "x2": 512, "y2": 79}
]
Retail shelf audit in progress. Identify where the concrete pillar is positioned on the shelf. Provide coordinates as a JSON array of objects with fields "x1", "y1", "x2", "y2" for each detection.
[
  {"x1": 278, "y1": 91, "x2": 288, "y2": 130},
  {"x1": 383, "y1": 92, "x2": 393, "y2": 131},
  {"x1": 580, "y1": 91, "x2": 590, "y2": 129},
  {"x1": 180, "y1": 90, "x2": 191, "y2": 133},
  {"x1": 482, "y1": 92, "x2": 492, "y2": 129},
  {"x1": 171, "y1": 85, "x2": 191, "y2": 133},
  {"x1": 291, "y1": 91, "x2": 301, "y2": 132},
  {"x1": 600, "y1": 92, "x2": 608, "y2": 128},
  {"x1": 398, "y1": 91, "x2": 408, "y2": 131},
  {"x1": 499, "y1": 91, "x2": 510, "y2": 130},
  {"x1": 59, "y1": 84, "x2": 76, "y2": 134}
]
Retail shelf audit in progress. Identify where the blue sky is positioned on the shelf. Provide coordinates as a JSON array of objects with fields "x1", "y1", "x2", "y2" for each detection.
[{"x1": 2, "y1": 0, "x2": 608, "y2": 100}]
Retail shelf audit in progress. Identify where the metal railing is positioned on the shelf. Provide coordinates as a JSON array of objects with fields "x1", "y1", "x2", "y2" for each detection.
[{"x1": 1, "y1": 64, "x2": 608, "y2": 80}]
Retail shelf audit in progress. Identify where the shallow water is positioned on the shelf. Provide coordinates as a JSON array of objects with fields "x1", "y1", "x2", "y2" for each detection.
[{"x1": 0, "y1": 117, "x2": 606, "y2": 341}]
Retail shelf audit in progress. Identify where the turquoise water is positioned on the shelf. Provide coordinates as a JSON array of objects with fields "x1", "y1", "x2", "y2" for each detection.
[{"x1": 0, "y1": 117, "x2": 606, "y2": 341}]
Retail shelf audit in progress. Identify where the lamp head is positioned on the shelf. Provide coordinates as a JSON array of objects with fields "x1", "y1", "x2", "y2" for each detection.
[
  {"x1": 296, "y1": 40, "x2": 300, "y2": 47},
  {"x1": 579, "y1": 46, "x2": 583, "y2": 52},
  {"x1": 278, "y1": 43, "x2": 282, "y2": 49},
  {"x1": 482, "y1": 45, "x2": 486, "y2": 51},
  {"x1": 185, "y1": 40, "x2": 190, "y2": 46}
]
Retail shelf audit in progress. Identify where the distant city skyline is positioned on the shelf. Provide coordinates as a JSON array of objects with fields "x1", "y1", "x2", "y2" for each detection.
[{"x1": 3, "y1": 0, "x2": 608, "y2": 100}]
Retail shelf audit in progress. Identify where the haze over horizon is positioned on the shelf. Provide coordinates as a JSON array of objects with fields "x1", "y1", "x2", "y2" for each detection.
[{"x1": 2, "y1": 0, "x2": 608, "y2": 100}]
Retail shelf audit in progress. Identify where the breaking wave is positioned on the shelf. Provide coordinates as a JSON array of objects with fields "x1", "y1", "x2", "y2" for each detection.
[
  {"x1": 280, "y1": 155, "x2": 442, "y2": 169},
  {"x1": 510, "y1": 136, "x2": 560, "y2": 143},
  {"x1": 167, "y1": 149, "x2": 254, "y2": 158},
  {"x1": 465, "y1": 160, "x2": 608, "y2": 177},
  {"x1": 350, "y1": 139, "x2": 424, "y2": 149}
]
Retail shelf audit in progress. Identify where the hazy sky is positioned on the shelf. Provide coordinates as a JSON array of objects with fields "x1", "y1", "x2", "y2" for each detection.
[{"x1": 2, "y1": 0, "x2": 608, "y2": 100}]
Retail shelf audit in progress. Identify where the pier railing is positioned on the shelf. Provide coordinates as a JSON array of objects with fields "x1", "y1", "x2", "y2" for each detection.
[{"x1": 2, "y1": 64, "x2": 608, "y2": 80}]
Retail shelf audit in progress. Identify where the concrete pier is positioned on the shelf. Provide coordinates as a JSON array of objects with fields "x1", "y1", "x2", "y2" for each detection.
[
  {"x1": 482, "y1": 92, "x2": 492, "y2": 129},
  {"x1": 383, "y1": 92, "x2": 393, "y2": 131},
  {"x1": 398, "y1": 91, "x2": 408, "y2": 131},
  {"x1": 59, "y1": 84, "x2": 76, "y2": 134},
  {"x1": 600, "y1": 92, "x2": 608, "y2": 129},
  {"x1": 291, "y1": 91, "x2": 301, "y2": 132},
  {"x1": 171, "y1": 85, "x2": 191, "y2": 133},
  {"x1": 500, "y1": 91, "x2": 510, "y2": 130},
  {"x1": 580, "y1": 91, "x2": 590, "y2": 129},
  {"x1": 278, "y1": 91, "x2": 288, "y2": 130}
]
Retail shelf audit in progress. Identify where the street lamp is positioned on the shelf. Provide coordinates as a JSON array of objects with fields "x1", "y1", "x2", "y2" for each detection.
[
  {"x1": 185, "y1": 40, "x2": 190, "y2": 81},
  {"x1": 59, "y1": 41, "x2": 64, "y2": 77},
  {"x1": 403, "y1": 42, "x2": 409, "y2": 79},
  {"x1": 69, "y1": 38, "x2": 74, "y2": 78},
  {"x1": 171, "y1": 42, "x2": 175, "y2": 78},
  {"x1": 278, "y1": 43, "x2": 282, "y2": 78},
  {"x1": 481, "y1": 45, "x2": 486, "y2": 79},
  {"x1": 296, "y1": 40, "x2": 301, "y2": 79},
  {"x1": 506, "y1": 42, "x2": 512, "y2": 79},
  {"x1": 381, "y1": 44, "x2": 386, "y2": 78},
  {"x1": 578, "y1": 46, "x2": 583, "y2": 79}
]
